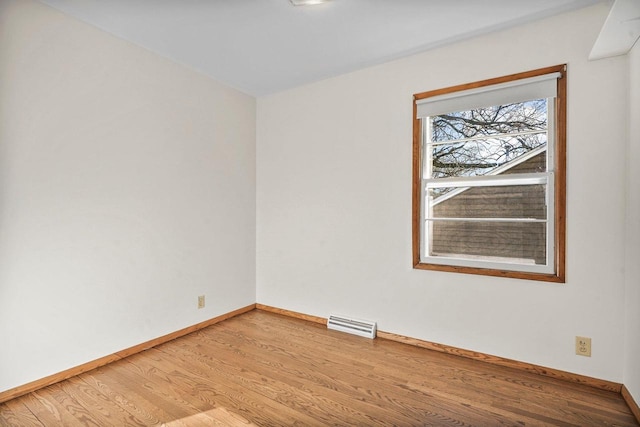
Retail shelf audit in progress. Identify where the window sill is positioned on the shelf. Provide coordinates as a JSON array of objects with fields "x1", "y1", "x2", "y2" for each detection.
[{"x1": 413, "y1": 261, "x2": 565, "y2": 283}]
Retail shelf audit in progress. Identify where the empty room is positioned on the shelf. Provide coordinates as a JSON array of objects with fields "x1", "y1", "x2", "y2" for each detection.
[{"x1": 1, "y1": 0, "x2": 639, "y2": 425}]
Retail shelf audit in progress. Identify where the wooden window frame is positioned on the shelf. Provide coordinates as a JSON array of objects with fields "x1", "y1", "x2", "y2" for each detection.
[{"x1": 412, "y1": 65, "x2": 566, "y2": 283}]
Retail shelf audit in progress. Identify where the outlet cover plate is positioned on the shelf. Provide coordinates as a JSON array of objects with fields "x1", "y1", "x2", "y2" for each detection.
[{"x1": 575, "y1": 336, "x2": 591, "y2": 357}]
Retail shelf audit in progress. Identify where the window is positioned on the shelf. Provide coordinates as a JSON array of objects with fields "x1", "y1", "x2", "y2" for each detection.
[{"x1": 412, "y1": 65, "x2": 566, "y2": 282}]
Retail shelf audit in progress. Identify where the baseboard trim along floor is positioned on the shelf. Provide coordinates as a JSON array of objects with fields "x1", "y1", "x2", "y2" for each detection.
[
  {"x1": 2, "y1": 302, "x2": 638, "y2": 424},
  {"x1": 0, "y1": 303, "x2": 256, "y2": 404},
  {"x1": 257, "y1": 303, "x2": 639, "y2": 424}
]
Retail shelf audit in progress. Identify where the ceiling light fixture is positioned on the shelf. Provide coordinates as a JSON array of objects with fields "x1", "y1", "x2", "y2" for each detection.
[{"x1": 289, "y1": 0, "x2": 331, "y2": 6}]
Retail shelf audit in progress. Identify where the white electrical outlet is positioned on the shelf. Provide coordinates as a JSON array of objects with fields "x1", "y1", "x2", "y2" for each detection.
[{"x1": 198, "y1": 295, "x2": 205, "y2": 309}]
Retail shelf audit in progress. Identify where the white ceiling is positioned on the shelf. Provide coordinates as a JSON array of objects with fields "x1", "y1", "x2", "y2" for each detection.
[{"x1": 39, "y1": 0, "x2": 605, "y2": 96}]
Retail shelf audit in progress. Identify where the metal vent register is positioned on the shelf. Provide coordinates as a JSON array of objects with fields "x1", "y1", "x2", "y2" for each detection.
[{"x1": 327, "y1": 315, "x2": 376, "y2": 339}]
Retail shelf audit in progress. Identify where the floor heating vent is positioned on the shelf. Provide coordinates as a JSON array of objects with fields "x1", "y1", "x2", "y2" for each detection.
[{"x1": 327, "y1": 314, "x2": 377, "y2": 339}]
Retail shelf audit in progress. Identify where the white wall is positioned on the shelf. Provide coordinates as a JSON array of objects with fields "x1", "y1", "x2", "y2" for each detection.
[
  {"x1": 257, "y1": 3, "x2": 629, "y2": 382},
  {"x1": 1, "y1": 0, "x2": 635, "y2": 397},
  {"x1": 0, "y1": 0, "x2": 256, "y2": 392},
  {"x1": 624, "y1": 39, "x2": 640, "y2": 402}
]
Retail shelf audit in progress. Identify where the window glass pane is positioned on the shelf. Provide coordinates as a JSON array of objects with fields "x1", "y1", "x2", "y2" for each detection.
[
  {"x1": 429, "y1": 184, "x2": 547, "y2": 220},
  {"x1": 429, "y1": 100, "x2": 547, "y2": 179},
  {"x1": 428, "y1": 220, "x2": 546, "y2": 265}
]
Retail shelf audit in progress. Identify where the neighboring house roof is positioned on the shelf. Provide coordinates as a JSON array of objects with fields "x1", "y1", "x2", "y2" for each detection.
[{"x1": 432, "y1": 145, "x2": 548, "y2": 206}]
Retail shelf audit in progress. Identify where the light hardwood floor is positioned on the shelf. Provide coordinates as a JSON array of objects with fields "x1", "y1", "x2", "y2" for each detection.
[{"x1": 1, "y1": 310, "x2": 638, "y2": 426}]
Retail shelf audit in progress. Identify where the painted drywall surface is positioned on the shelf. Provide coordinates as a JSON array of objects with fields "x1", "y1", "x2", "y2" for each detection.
[
  {"x1": 624, "y1": 39, "x2": 640, "y2": 403},
  {"x1": 257, "y1": 3, "x2": 628, "y2": 382},
  {"x1": 0, "y1": 0, "x2": 256, "y2": 392}
]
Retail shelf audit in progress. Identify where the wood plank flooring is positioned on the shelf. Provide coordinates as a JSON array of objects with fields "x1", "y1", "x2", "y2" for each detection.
[{"x1": 1, "y1": 309, "x2": 638, "y2": 426}]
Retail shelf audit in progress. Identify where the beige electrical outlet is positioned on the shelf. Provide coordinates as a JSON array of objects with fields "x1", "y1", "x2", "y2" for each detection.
[
  {"x1": 198, "y1": 295, "x2": 205, "y2": 309},
  {"x1": 575, "y1": 336, "x2": 591, "y2": 357}
]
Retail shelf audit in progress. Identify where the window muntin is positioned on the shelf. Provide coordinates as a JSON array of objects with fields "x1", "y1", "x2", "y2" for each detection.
[{"x1": 412, "y1": 66, "x2": 566, "y2": 282}]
